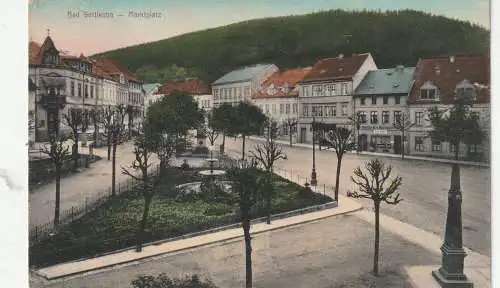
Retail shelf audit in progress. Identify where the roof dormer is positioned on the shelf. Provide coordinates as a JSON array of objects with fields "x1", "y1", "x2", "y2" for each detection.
[
  {"x1": 455, "y1": 79, "x2": 476, "y2": 100},
  {"x1": 419, "y1": 81, "x2": 439, "y2": 101}
]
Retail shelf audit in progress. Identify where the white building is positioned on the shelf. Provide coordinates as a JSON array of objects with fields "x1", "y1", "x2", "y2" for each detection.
[
  {"x1": 297, "y1": 53, "x2": 377, "y2": 143},
  {"x1": 353, "y1": 66, "x2": 416, "y2": 154},
  {"x1": 407, "y1": 54, "x2": 490, "y2": 162},
  {"x1": 212, "y1": 64, "x2": 278, "y2": 107},
  {"x1": 143, "y1": 83, "x2": 162, "y2": 113},
  {"x1": 251, "y1": 67, "x2": 311, "y2": 142}
]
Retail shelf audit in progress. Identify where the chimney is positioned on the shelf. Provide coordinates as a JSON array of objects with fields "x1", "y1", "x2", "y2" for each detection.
[
  {"x1": 338, "y1": 53, "x2": 344, "y2": 59},
  {"x1": 450, "y1": 56, "x2": 455, "y2": 63}
]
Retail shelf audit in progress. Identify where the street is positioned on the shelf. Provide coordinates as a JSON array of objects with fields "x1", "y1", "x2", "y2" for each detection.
[
  {"x1": 222, "y1": 137, "x2": 491, "y2": 256},
  {"x1": 31, "y1": 213, "x2": 440, "y2": 288}
]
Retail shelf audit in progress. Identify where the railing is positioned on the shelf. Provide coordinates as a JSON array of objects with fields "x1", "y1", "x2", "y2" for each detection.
[{"x1": 29, "y1": 164, "x2": 160, "y2": 244}]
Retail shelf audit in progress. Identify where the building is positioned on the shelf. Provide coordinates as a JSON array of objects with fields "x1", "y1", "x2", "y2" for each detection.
[
  {"x1": 212, "y1": 64, "x2": 279, "y2": 107},
  {"x1": 251, "y1": 67, "x2": 312, "y2": 142},
  {"x1": 29, "y1": 35, "x2": 144, "y2": 142},
  {"x1": 143, "y1": 83, "x2": 162, "y2": 112},
  {"x1": 353, "y1": 66, "x2": 416, "y2": 153},
  {"x1": 407, "y1": 54, "x2": 490, "y2": 161},
  {"x1": 297, "y1": 53, "x2": 377, "y2": 143},
  {"x1": 28, "y1": 78, "x2": 37, "y2": 145}
]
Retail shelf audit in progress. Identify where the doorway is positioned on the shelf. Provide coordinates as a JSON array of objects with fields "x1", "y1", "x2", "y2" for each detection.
[
  {"x1": 300, "y1": 127, "x2": 307, "y2": 143},
  {"x1": 394, "y1": 135, "x2": 402, "y2": 154}
]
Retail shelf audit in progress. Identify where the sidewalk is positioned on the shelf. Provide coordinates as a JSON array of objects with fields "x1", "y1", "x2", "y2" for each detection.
[
  {"x1": 35, "y1": 195, "x2": 363, "y2": 280},
  {"x1": 247, "y1": 136, "x2": 489, "y2": 168}
]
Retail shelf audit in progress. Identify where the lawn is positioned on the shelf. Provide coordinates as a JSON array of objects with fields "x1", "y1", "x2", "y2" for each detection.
[{"x1": 29, "y1": 167, "x2": 332, "y2": 268}]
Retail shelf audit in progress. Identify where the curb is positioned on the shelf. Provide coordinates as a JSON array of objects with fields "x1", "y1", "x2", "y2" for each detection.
[
  {"x1": 246, "y1": 136, "x2": 489, "y2": 168},
  {"x1": 36, "y1": 201, "x2": 362, "y2": 280}
]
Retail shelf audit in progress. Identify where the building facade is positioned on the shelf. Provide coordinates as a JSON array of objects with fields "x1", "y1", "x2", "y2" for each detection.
[
  {"x1": 251, "y1": 67, "x2": 311, "y2": 142},
  {"x1": 353, "y1": 66, "x2": 415, "y2": 154},
  {"x1": 212, "y1": 64, "x2": 278, "y2": 107},
  {"x1": 407, "y1": 54, "x2": 490, "y2": 162},
  {"x1": 29, "y1": 35, "x2": 144, "y2": 142},
  {"x1": 297, "y1": 53, "x2": 377, "y2": 143},
  {"x1": 143, "y1": 83, "x2": 162, "y2": 113}
]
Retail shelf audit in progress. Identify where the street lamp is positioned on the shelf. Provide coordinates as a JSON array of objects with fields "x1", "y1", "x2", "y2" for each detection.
[{"x1": 310, "y1": 116, "x2": 317, "y2": 186}]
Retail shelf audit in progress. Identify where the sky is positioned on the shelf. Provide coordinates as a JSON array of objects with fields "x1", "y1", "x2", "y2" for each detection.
[{"x1": 28, "y1": 0, "x2": 490, "y2": 56}]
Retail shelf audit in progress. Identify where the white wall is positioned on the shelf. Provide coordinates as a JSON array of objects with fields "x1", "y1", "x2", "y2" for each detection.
[{"x1": 352, "y1": 54, "x2": 378, "y2": 91}]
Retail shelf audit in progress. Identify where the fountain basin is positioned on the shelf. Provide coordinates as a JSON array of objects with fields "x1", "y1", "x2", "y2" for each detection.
[
  {"x1": 176, "y1": 181, "x2": 233, "y2": 194},
  {"x1": 199, "y1": 169, "x2": 226, "y2": 176}
]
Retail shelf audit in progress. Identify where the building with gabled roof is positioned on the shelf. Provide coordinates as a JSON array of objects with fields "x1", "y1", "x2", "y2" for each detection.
[
  {"x1": 297, "y1": 53, "x2": 377, "y2": 144},
  {"x1": 251, "y1": 67, "x2": 311, "y2": 142},
  {"x1": 407, "y1": 54, "x2": 490, "y2": 161},
  {"x1": 212, "y1": 63, "x2": 278, "y2": 107}
]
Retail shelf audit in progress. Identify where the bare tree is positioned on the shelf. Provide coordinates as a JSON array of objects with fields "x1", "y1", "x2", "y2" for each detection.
[
  {"x1": 90, "y1": 107, "x2": 101, "y2": 143},
  {"x1": 393, "y1": 113, "x2": 414, "y2": 159},
  {"x1": 121, "y1": 133, "x2": 159, "y2": 252},
  {"x1": 283, "y1": 118, "x2": 297, "y2": 147},
  {"x1": 110, "y1": 104, "x2": 127, "y2": 196},
  {"x1": 350, "y1": 159, "x2": 403, "y2": 276},
  {"x1": 325, "y1": 127, "x2": 356, "y2": 201},
  {"x1": 250, "y1": 121, "x2": 287, "y2": 224},
  {"x1": 99, "y1": 106, "x2": 114, "y2": 161},
  {"x1": 205, "y1": 126, "x2": 219, "y2": 146},
  {"x1": 40, "y1": 134, "x2": 71, "y2": 226},
  {"x1": 227, "y1": 160, "x2": 264, "y2": 288},
  {"x1": 64, "y1": 109, "x2": 89, "y2": 172}
]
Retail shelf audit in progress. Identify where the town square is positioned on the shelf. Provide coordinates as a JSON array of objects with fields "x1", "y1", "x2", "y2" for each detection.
[{"x1": 16, "y1": 0, "x2": 495, "y2": 287}]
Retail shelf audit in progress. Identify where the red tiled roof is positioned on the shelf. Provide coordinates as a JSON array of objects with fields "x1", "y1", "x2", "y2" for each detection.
[
  {"x1": 92, "y1": 58, "x2": 141, "y2": 83},
  {"x1": 409, "y1": 54, "x2": 490, "y2": 104},
  {"x1": 252, "y1": 67, "x2": 311, "y2": 99},
  {"x1": 301, "y1": 53, "x2": 370, "y2": 83},
  {"x1": 156, "y1": 78, "x2": 210, "y2": 95}
]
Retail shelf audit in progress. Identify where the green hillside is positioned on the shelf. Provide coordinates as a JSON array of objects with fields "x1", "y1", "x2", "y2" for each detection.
[{"x1": 94, "y1": 9, "x2": 489, "y2": 84}]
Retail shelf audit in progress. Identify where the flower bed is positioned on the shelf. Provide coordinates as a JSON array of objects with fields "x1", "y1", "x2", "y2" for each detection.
[{"x1": 29, "y1": 167, "x2": 332, "y2": 268}]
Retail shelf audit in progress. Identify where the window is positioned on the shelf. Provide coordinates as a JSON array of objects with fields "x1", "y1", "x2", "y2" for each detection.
[
  {"x1": 95, "y1": 86, "x2": 98, "y2": 99},
  {"x1": 302, "y1": 86, "x2": 310, "y2": 97},
  {"x1": 285, "y1": 104, "x2": 291, "y2": 115},
  {"x1": 415, "y1": 112, "x2": 424, "y2": 126},
  {"x1": 292, "y1": 103, "x2": 298, "y2": 114},
  {"x1": 382, "y1": 111, "x2": 389, "y2": 124},
  {"x1": 341, "y1": 83, "x2": 348, "y2": 95},
  {"x1": 70, "y1": 81, "x2": 75, "y2": 96},
  {"x1": 395, "y1": 95, "x2": 401, "y2": 104},
  {"x1": 360, "y1": 97, "x2": 365, "y2": 105},
  {"x1": 312, "y1": 105, "x2": 323, "y2": 117},
  {"x1": 214, "y1": 88, "x2": 220, "y2": 100},
  {"x1": 326, "y1": 84, "x2": 336, "y2": 96},
  {"x1": 327, "y1": 105, "x2": 336, "y2": 117},
  {"x1": 394, "y1": 111, "x2": 402, "y2": 125},
  {"x1": 359, "y1": 111, "x2": 367, "y2": 123},
  {"x1": 303, "y1": 105, "x2": 309, "y2": 117},
  {"x1": 90, "y1": 85, "x2": 94, "y2": 98},
  {"x1": 432, "y1": 140, "x2": 442, "y2": 152},
  {"x1": 272, "y1": 104, "x2": 276, "y2": 114},
  {"x1": 420, "y1": 88, "x2": 436, "y2": 99},
  {"x1": 456, "y1": 80, "x2": 476, "y2": 100},
  {"x1": 313, "y1": 85, "x2": 324, "y2": 96},
  {"x1": 228, "y1": 88, "x2": 232, "y2": 100},
  {"x1": 370, "y1": 111, "x2": 378, "y2": 124},
  {"x1": 244, "y1": 86, "x2": 250, "y2": 98},
  {"x1": 78, "y1": 83, "x2": 82, "y2": 97},
  {"x1": 371, "y1": 96, "x2": 377, "y2": 105},
  {"x1": 469, "y1": 144, "x2": 481, "y2": 153},
  {"x1": 265, "y1": 104, "x2": 269, "y2": 113},
  {"x1": 383, "y1": 96, "x2": 388, "y2": 105},
  {"x1": 415, "y1": 137, "x2": 424, "y2": 151},
  {"x1": 341, "y1": 103, "x2": 348, "y2": 116},
  {"x1": 85, "y1": 84, "x2": 89, "y2": 98},
  {"x1": 280, "y1": 104, "x2": 284, "y2": 115}
]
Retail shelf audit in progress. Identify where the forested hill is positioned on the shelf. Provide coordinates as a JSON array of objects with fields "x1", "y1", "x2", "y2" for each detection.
[{"x1": 94, "y1": 9, "x2": 489, "y2": 84}]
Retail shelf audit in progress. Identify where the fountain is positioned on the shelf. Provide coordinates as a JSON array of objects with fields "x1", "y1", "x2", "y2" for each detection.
[{"x1": 176, "y1": 145, "x2": 232, "y2": 196}]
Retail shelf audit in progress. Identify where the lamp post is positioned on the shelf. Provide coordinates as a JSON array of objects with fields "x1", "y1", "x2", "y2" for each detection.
[{"x1": 310, "y1": 116, "x2": 317, "y2": 186}]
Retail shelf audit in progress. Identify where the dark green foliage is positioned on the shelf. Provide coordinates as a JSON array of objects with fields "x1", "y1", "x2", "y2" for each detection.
[
  {"x1": 94, "y1": 10, "x2": 489, "y2": 84},
  {"x1": 131, "y1": 274, "x2": 218, "y2": 288},
  {"x1": 29, "y1": 168, "x2": 331, "y2": 267}
]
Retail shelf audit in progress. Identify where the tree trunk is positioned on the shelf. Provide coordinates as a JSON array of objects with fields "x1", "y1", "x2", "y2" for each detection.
[
  {"x1": 94, "y1": 123, "x2": 98, "y2": 142},
  {"x1": 289, "y1": 131, "x2": 293, "y2": 147},
  {"x1": 401, "y1": 130, "x2": 405, "y2": 159},
  {"x1": 373, "y1": 201, "x2": 380, "y2": 276},
  {"x1": 136, "y1": 195, "x2": 153, "y2": 252},
  {"x1": 73, "y1": 132, "x2": 79, "y2": 172},
  {"x1": 107, "y1": 136, "x2": 111, "y2": 161},
  {"x1": 54, "y1": 163, "x2": 61, "y2": 226},
  {"x1": 242, "y1": 218, "x2": 253, "y2": 288},
  {"x1": 242, "y1": 135, "x2": 246, "y2": 161},
  {"x1": 334, "y1": 156, "x2": 342, "y2": 201},
  {"x1": 111, "y1": 142, "x2": 117, "y2": 196},
  {"x1": 222, "y1": 132, "x2": 226, "y2": 153}
]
